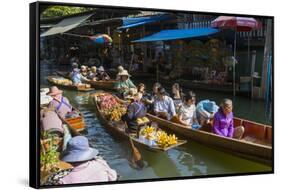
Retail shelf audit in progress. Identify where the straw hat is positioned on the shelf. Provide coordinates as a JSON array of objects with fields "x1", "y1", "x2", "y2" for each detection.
[
  {"x1": 47, "y1": 86, "x2": 63, "y2": 96},
  {"x1": 61, "y1": 136, "x2": 99, "y2": 163},
  {"x1": 118, "y1": 69, "x2": 131, "y2": 77}
]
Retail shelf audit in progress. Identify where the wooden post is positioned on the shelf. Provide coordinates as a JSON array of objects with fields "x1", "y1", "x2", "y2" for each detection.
[
  {"x1": 142, "y1": 26, "x2": 148, "y2": 72},
  {"x1": 260, "y1": 19, "x2": 273, "y2": 99}
]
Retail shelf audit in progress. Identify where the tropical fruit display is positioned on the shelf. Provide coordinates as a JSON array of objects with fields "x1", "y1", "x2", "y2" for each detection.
[
  {"x1": 98, "y1": 94, "x2": 127, "y2": 121},
  {"x1": 156, "y1": 131, "x2": 178, "y2": 148},
  {"x1": 139, "y1": 126, "x2": 178, "y2": 148},
  {"x1": 103, "y1": 104, "x2": 127, "y2": 121}
]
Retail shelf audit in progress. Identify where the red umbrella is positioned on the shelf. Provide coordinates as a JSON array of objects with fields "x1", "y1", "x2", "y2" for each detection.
[{"x1": 211, "y1": 16, "x2": 261, "y2": 96}]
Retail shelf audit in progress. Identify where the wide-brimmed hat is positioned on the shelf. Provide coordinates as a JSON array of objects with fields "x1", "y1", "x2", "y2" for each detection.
[
  {"x1": 47, "y1": 86, "x2": 63, "y2": 96},
  {"x1": 61, "y1": 136, "x2": 99, "y2": 163},
  {"x1": 205, "y1": 101, "x2": 219, "y2": 113},
  {"x1": 118, "y1": 69, "x2": 131, "y2": 77},
  {"x1": 98, "y1": 66, "x2": 105, "y2": 72}
]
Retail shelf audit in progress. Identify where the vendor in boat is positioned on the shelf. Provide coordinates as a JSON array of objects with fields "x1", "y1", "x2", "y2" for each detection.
[
  {"x1": 69, "y1": 63, "x2": 90, "y2": 85},
  {"x1": 115, "y1": 69, "x2": 136, "y2": 98},
  {"x1": 178, "y1": 91, "x2": 200, "y2": 129},
  {"x1": 47, "y1": 86, "x2": 73, "y2": 119},
  {"x1": 153, "y1": 87, "x2": 176, "y2": 120},
  {"x1": 87, "y1": 66, "x2": 98, "y2": 81},
  {"x1": 116, "y1": 65, "x2": 124, "y2": 80},
  {"x1": 171, "y1": 83, "x2": 184, "y2": 111},
  {"x1": 96, "y1": 66, "x2": 110, "y2": 81},
  {"x1": 123, "y1": 92, "x2": 147, "y2": 130},
  {"x1": 213, "y1": 99, "x2": 244, "y2": 139},
  {"x1": 196, "y1": 99, "x2": 219, "y2": 126},
  {"x1": 40, "y1": 110, "x2": 64, "y2": 135},
  {"x1": 151, "y1": 82, "x2": 162, "y2": 102},
  {"x1": 44, "y1": 136, "x2": 117, "y2": 185}
]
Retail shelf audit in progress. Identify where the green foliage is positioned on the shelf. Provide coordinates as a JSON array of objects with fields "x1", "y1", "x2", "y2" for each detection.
[{"x1": 41, "y1": 6, "x2": 94, "y2": 18}]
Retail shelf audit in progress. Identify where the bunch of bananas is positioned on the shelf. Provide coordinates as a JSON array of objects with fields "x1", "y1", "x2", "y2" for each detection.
[
  {"x1": 156, "y1": 131, "x2": 178, "y2": 148},
  {"x1": 136, "y1": 117, "x2": 150, "y2": 125},
  {"x1": 104, "y1": 104, "x2": 127, "y2": 121},
  {"x1": 140, "y1": 126, "x2": 156, "y2": 140}
]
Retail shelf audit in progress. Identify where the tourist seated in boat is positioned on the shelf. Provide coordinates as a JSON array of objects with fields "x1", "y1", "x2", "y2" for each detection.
[
  {"x1": 151, "y1": 82, "x2": 162, "y2": 102},
  {"x1": 153, "y1": 87, "x2": 176, "y2": 120},
  {"x1": 213, "y1": 99, "x2": 245, "y2": 139},
  {"x1": 96, "y1": 66, "x2": 110, "y2": 81},
  {"x1": 80, "y1": 65, "x2": 88, "y2": 77},
  {"x1": 115, "y1": 69, "x2": 136, "y2": 98},
  {"x1": 171, "y1": 83, "x2": 184, "y2": 111},
  {"x1": 196, "y1": 99, "x2": 219, "y2": 126},
  {"x1": 122, "y1": 92, "x2": 147, "y2": 131},
  {"x1": 44, "y1": 136, "x2": 117, "y2": 185},
  {"x1": 69, "y1": 63, "x2": 90, "y2": 85},
  {"x1": 116, "y1": 65, "x2": 124, "y2": 80},
  {"x1": 178, "y1": 91, "x2": 201, "y2": 129},
  {"x1": 87, "y1": 66, "x2": 98, "y2": 81},
  {"x1": 47, "y1": 86, "x2": 73, "y2": 119}
]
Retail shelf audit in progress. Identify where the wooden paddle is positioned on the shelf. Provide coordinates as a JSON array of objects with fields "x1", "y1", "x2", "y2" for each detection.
[{"x1": 124, "y1": 122, "x2": 144, "y2": 169}]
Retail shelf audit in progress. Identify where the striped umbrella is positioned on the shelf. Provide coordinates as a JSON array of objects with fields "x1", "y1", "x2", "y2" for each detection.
[
  {"x1": 211, "y1": 16, "x2": 261, "y2": 96},
  {"x1": 89, "y1": 34, "x2": 113, "y2": 44}
]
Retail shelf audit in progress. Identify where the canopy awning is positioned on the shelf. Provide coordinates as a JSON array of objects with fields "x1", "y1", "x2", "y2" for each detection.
[
  {"x1": 40, "y1": 14, "x2": 93, "y2": 37},
  {"x1": 132, "y1": 28, "x2": 220, "y2": 42},
  {"x1": 118, "y1": 14, "x2": 171, "y2": 29}
]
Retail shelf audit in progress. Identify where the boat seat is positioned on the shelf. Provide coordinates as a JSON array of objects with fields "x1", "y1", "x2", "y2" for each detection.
[{"x1": 242, "y1": 120, "x2": 266, "y2": 140}]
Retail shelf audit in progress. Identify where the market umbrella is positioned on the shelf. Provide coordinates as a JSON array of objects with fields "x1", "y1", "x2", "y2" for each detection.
[
  {"x1": 89, "y1": 34, "x2": 113, "y2": 44},
  {"x1": 211, "y1": 16, "x2": 261, "y2": 96}
]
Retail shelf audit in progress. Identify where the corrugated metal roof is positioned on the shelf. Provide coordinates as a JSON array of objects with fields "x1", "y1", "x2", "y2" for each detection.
[{"x1": 40, "y1": 14, "x2": 93, "y2": 37}]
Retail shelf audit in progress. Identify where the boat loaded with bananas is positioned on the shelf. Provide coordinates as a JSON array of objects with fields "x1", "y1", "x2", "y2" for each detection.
[
  {"x1": 56, "y1": 71, "x2": 116, "y2": 91},
  {"x1": 47, "y1": 75, "x2": 94, "y2": 92},
  {"x1": 147, "y1": 113, "x2": 272, "y2": 165},
  {"x1": 92, "y1": 92, "x2": 186, "y2": 151}
]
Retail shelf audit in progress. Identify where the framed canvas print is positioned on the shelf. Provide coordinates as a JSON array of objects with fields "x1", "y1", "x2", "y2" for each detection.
[{"x1": 29, "y1": 1, "x2": 274, "y2": 188}]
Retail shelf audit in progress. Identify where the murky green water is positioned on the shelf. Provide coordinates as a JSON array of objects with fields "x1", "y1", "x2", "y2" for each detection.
[{"x1": 40, "y1": 61, "x2": 272, "y2": 181}]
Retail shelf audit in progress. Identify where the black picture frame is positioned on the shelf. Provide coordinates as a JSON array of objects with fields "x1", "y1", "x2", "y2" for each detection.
[{"x1": 30, "y1": 1, "x2": 274, "y2": 188}]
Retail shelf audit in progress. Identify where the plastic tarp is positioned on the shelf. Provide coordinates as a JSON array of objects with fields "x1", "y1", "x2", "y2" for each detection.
[
  {"x1": 132, "y1": 28, "x2": 219, "y2": 42},
  {"x1": 40, "y1": 14, "x2": 93, "y2": 37},
  {"x1": 118, "y1": 14, "x2": 171, "y2": 29}
]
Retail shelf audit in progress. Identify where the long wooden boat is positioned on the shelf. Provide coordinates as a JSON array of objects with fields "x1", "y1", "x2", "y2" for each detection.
[
  {"x1": 147, "y1": 113, "x2": 272, "y2": 165},
  {"x1": 56, "y1": 71, "x2": 116, "y2": 90},
  {"x1": 62, "y1": 107, "x2": 86, "y2": 133},
  {"x1": 92, "y1": 92, "x2": 186, "y2": 152},
  {"x1": 47, "y1": 76, "x2": 94, "y2": 92}
]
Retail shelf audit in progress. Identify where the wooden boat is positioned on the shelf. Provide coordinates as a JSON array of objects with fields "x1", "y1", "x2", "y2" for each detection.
[
  {"x1": 47, "y1": 76, "x2": 94, "y2": 92},
  {"x1": 60, "y1": 107, "x2": 86, "y2": 133},
  {"x1": 88, "y1": 80, "x2": 116, "y2": 90},
  {"x1": 92, "y1": 92, "x2": 186, "y2": 152},
  {"x1": 147, "y1": 113, "x2": 272, "y2": 165},
  {"x1": 56, "y1": 71, "x2": 116, "y2": 91}
]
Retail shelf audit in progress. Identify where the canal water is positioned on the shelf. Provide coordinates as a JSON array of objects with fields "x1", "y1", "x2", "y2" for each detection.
[{"x1": 40, "y1": 61, "x2": 272, "y2": 181}]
